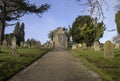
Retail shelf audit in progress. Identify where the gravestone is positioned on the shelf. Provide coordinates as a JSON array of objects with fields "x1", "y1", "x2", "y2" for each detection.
[
  {"x1": 2, "y1": 39, "x2": 7, "y2": 48},
  {"x1": 82, "y1": 43, "x2": 87, "y2": 50},
  {"x1": 114, "y1": 43, "x2": 120, "y2": 49},
  {"x1": 72, "y1": 45, "x2": 77, "y2": 49},
  {"x1": 24, "y1": 43, "x2": 28, "y2": 48},
  {"x1": 104, "y1": 40, "x2": 114, "y2": 58},
  {"x1": 20, "y1": 41, "x2": 24, "y2": 47},
  {"x1": 9, "y1": 37, "x2": 17, "y2": 55},
  {"x1": 12, "y1": 37, "x2": 17, "y2": 47},
  {"x1": 93, "y1": 41, "x2": 101, "y2": 51},
  {"x1": 36, "y1": 41, "x2": 41, "y2": 48},
  {"x1": 78, "y1": 43, "x2": 82, "y2": 48}
]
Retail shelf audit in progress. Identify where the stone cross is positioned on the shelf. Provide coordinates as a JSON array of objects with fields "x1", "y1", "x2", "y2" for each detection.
[{"x1": 104, "y1": 40, "x2": 114, "y2": 58}]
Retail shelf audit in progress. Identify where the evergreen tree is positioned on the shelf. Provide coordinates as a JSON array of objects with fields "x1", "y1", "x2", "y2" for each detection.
[
  {"x1": 70, "y1": 15, "x2": 105, "y2": 46},
  {"x1": 0, "y1": 0, "x2": 50, "y2": 44},
  {"x1": 115, "y1": 11, "x2": 120, "y2": 34},
  {"x1": 20, "y1": 23, "x2": 25, "y2": 42},
  {"x1": 13, "y1": 22, "x2": 20, "y2": 46}
]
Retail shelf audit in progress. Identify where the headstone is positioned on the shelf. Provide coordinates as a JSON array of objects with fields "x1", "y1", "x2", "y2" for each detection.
[
  {"x1": 114, "y1": 43, "x2": 120, "y2": 49},
  {"x1": 78, "y1": 43, "x2": 82, "y2": 48},
  {"x1": 20, "y1": 41, "x2": 24, "y2": 47},
  {"x1": 2, "y1": 39, "x2": 7, "y2": 48},
  {"x1": 104, "y1": 40, "x2": 114, "y2": 58},
  {"x1": 82, "y1": 43, "x2": 87, "y2": 50},
  {"x1": 93, "y1": 41, "x2": 101, "y2": 51},
  {"x1": 12, "y1": 37, "x2": 17, "y2": 47},
  {"x1": 9, "y1": 37, "x2": 17, "y2": 55},
  {"x1": 36, "y1": 41, "x2": 41, "y2": 48},
  {"x1": 72, "y1": 45, "x2": 77, "y2": 49},
  {"x1": 24, "y1": 43, "x2": 28, "y2": 48}
]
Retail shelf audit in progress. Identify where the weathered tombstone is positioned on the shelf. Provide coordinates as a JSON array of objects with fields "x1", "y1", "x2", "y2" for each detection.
[
  {"x1": 12, "y1": 37, "x2": 17, "y2": 47},
  {"x1": 82, "y1": 43, "x2": 87, "y2": 50},
  {"x1": 78, "y1": 43, "x2": 82, "y2": 48},
  {"x1": 9, "y1": 37, "x2": 17, "y2": 55},
  {"x1": 2, "y1": 39, "x2": 7, "y2": 48},
  {"x1": 114, "y1": 43, "x2": 120, "y2": 49},
  {"x1": 20, "y1": 41, "x2": 24, "y2": 48},
  {"x1": 36, "y1": 41, "x2": 41, "y2": 48},
  {"x1": 72, "y1": 45, "x2": 77, "y2": 49},
  {"x1": 24, "y1": 43, "x2": 28, "y2": 48},
  {"x1": 93, "y1": 41, "x2": 101, "y2": 51},
  {"x1": 104, "y1": 40, "x2": 114, "y2": 58}
]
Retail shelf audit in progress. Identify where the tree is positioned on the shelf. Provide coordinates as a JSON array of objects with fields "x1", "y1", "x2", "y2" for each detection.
[
  {"x1": 112, "y1": 34, "x2": 120, "y2": 43},
  {"x1": 70, "y1": 15, "x2": 105, "y2": 46},
  {"x1": 0, "y1": 0, "x2": 50, "y2": 44},
  {"x1": 115, "y1": 11, "x2": 120, "y2": 34},
  {"x1": 13, "y1": 22, "x2": 20, "y2": 46},
  {"x1": 77, "y1": 0, "x2": 107, "y2": 19},
  {"x1": 20, "y1": 22, "x2": 25, "y2": 42}
]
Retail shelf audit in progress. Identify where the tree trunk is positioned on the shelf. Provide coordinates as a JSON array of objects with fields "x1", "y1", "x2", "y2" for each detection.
[{"x1": 0, "y1": 21, "x2": 5, "y2": 45}]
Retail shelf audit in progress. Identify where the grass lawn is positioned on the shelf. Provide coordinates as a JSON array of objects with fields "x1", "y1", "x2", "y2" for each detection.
[
  {"x1": 0, "y1": 47, "x2": 51, "y2": 81},
  {"x1": 72, "y1": 48, "x2": 120, "y2": 81}
]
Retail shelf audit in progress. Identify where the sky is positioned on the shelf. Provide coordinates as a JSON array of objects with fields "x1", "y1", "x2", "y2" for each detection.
[{"x1": 5, "y1": 0, "x2": 118, "y2": 44}]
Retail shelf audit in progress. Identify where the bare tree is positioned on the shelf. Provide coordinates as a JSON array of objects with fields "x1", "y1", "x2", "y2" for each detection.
[{"x1": 78, "y1": 0, "x2": 108, "y2": 19}]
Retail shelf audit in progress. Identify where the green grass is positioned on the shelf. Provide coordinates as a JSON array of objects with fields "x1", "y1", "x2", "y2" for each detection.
[
  {"x1": 72, "y1": 48, "x2": 120, "y2": 81},
  {"x1": 0, "y1": 47, "x2": 51, "y2": 81}
]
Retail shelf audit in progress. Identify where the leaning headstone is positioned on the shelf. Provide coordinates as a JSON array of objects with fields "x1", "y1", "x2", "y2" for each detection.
[
  {"x1": 94, "y1": 41, "x2": 101, "y2": 51},
  {"x1": 2, "y1": 39, "x2": 7, "y2": 48},
  {"x1": 114, "y1": 43, "x2": 120, "y2": 49},
  {"x1": 104, "y1": 40, "x2": 114, "y2": 58},
  {"x1": 9, "y1": 37, "x2": 17, "y2": 55},
  {"x1": 82, "y1": 43, "x2": 87, "y2": 50}
]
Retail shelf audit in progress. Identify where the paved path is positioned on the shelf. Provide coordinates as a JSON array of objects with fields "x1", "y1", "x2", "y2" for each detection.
[{"x1": 8, "y1": 48, "x2": 103, "y2": 81}]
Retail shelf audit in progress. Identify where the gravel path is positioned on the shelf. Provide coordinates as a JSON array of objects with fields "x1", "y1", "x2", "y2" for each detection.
[{"x1": 8, "y1": 48, "x2": 103, "y2": 81}]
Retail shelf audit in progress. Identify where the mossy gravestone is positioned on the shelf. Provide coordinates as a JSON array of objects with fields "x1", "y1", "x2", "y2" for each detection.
[{"x1": 104, "y1": 40, "x2": 114, "y2": 58}]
